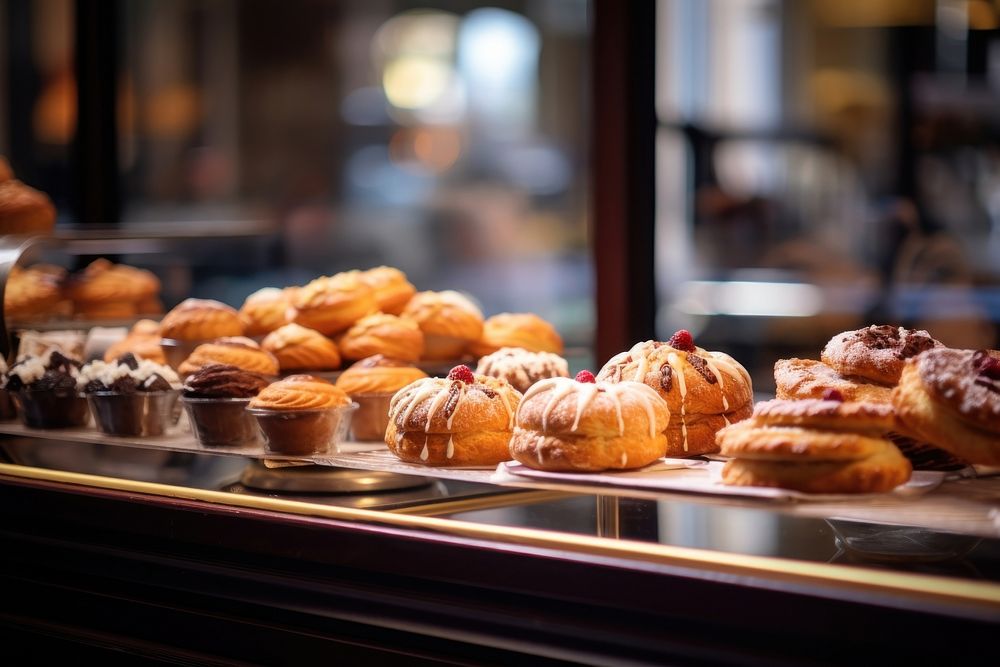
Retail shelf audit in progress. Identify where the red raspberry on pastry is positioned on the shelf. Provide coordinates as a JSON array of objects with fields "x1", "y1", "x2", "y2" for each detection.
[
  {"x1": 575, "y1": 370, "x2": 596, "y2": 383},
  {"x1": 668, "y1": 329, "x2": 696, "y2": 352},
  {"x1": 447, "y1": 365, "x2": 475, "y2": 384}
]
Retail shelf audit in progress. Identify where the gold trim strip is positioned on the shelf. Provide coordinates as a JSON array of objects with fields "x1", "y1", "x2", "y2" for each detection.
[
  {"x1": 2, "y1": 463, "x2": 998, "y2": 610},
  {"x1": 390, "y1": 490, "x2": 574, "y2": 516}
]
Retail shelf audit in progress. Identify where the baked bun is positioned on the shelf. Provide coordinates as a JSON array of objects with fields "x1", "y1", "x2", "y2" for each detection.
[
  {"x1": 893, "y1": 349, "x2": 1000, "y2": 465},
  {"x1": 385, "y1": 366, "x2": 520, "y2": 466},
  {"x1": 336, "y1": 355, "x2": 428, "y2": 395},
  {"x1": 0, "y1": 179, "x2": 56, "y2": 235},
  {"x1": 718, "y1": 398, "x2": 911, "y2": 494},
  {"x1": 104, "y1": 319, "x2": 166, "y2": 365},
  {"x1": 239, "y1": 287, "x2": 292, "y2": 336},
  {"x1": 597, "y1": 332, "x2": 753, "y2": 457},
  {"x1": 360, "y1": 266, "x2": 416, "y2": 315},
  {"x1": 249, "y1": 374, "x2": 351, "y2": 410},
  {"x1": 290, "y1": 272, "x2": 378, "y2": 335},
  {"x1": 475, "y1": 347, "x2": 569, "y2": 393},
  {"x1": 469, "y1": 313, "x2": 564, "y2": 357},
  {"x1": 261, "y1": 323, "x2": 341, "y2": 371},
  {"x1": 160, "y1": 298, "x2": 245, "y2": 341},
  {"x1": 774, "y1": 358, "x2": 892, "y2": 404},
  {"x1": 4, "y1": 265, "x2": 66, "y2": 321},
  {"x1": 510, "y1": 375, "x2": 669, "y2": 472},
  {"x1": 400, "y1": 290, "x2": 484, "y2": 360},
  {"x1": 338, "y1": 313, "x2": 424, "y2": 362},
  {"x1": 0, "y1": 157, "x2": 12, "y2": 183},
  {"x1": 178, "y1": 336, "x2": 279, "y2": 376},
  {"x1": 822, "y1": 325, "x2": 942, "y2": 385},
  {"x1": 67, "y1": 259, "x2": 161, "y2": 319}
]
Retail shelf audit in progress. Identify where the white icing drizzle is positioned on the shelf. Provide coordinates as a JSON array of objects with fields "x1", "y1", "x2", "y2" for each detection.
[
  {"x1": 523, "y1": 377, "x2": 665, "y2": 438},
  {"x1": 424, "y1": 383, "x2": 455, "y2": 432},
  {"x1": 495, "y1": 387, "x2": 516, "y2": 428},
  {"x1": 446, "y1": 435, "x2": 455, "y2": 459},
  {"x1": 420, "y1": 442, "x2": 429, "y2": 461},
  {"x1": 707, "y1": 351, "x2": 753, "y2": 392},
  {"x1": 620, "y1": 452, "x2": 628, "y2": 467},
  {"x1": 632, "y1": 354, "x2": 650, "y2": 382},
  {"x1": 723, "y1": 413, "x2": 730, "y2": 427},
  {"x1": 541, "y1": 379, "x2": 576, "y2": 430},
  {"x1": 666, "y1": 352, "x2": 690, "y2": 451},
  {"x1": 571, "y1": 383, "x2": 600, "y2": 431}
]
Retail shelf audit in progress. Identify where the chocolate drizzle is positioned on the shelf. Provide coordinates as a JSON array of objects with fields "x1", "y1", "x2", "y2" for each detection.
[
  {"x1": 442, "y1": 381, "x2": 462, "y2": 420},
  {"x1": 687, "y1": 354, "x2": 717, "y2": 384},
  {"x1": 658, "y1": 363, "x2": 673, "y2": 393}
]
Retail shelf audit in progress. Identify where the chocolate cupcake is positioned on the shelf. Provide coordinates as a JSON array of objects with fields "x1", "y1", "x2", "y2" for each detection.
[
  {"x1": 248, "y1": 375, "x2": 357, "y2": 456},
  {"x1": 335, "y1": 355, "x2": 427, "y2": 441},
  {"x1": 4, "y1": 350, "x2": 89, "y2": 428},
  {"x1": 79, "y1": 353, "x2": 181, "y2": 436},
  {"x1": 182, "y1": 363, "x2": 270, "y2": 448}
]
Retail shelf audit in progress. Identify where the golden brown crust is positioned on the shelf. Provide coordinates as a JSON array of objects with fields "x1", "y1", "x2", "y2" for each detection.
[
  {"x1": 773, "y1": 358, "x2": 893, "y2": 404},
  {"x1": 509, "y1": 428, "x2": 666, "y2": 472},
  {"x1": 721, "y1": 447, "x2": 912, "y2": 494},
  {"x1": 261, "y1": 323, "x2": 341, "y2": 371},
  {"x1": 388, "y1": 374, "x2": 520, "y2": 435},
  {"x1": 67, "y1": 259, "x2": 160, "y2": 306},
  {"x1": 750, "y1": 397, "x2": 895, "y2": 433},
  {"x1": 290, "y1": 272, "x2": 378, "y2": 335},
  {"x1": 335, "y1": 355, "x2": 427, "y2": 395},
  {"x1": 475, "y1": 347, "x2": 569, "y2": 393},
  {"x1": 469, "y1": 313, "x2": 564, "y2": 357},
  {"x1": 4, "y1": 266, "x2": 65, "y2": 320},
  {"x1": 666, "y1": 402, "x2": 752, "y2": 457},
  {"x1": 239, "y1": 288, "x2": 291, "y2": 337},
  {"x1": 0, "y1": 179, "x2": 56, "y2": 235},
  {"x1": 360, "y1": 266, "x2": 416, "y2": 315},
  {"x1": 913, "y1": 348, "x2": 1000, "y2": 425},
  {"x1": 717, "y1": 421, "x2": 890, "y2": 461},
  {"x1": 337, "y1": 313, "x2": 424, "y2": 362},
  {"x1": 178, "y1": 337, "x2": 280, "y2": 376},
  {"x1": 821, "y1": 325, "x2": 941, "y2": 385},
  {"x1": 400, "y1": 291, "x2": 484, "y2": 360},
  {"x1": 104, "y1": 334, "x2": 166, "y2": 365},
  {"x1": 249, "y1": 374, "x2": 351, "y2": 410},
  {"x1": 160, "y1": 298, "x2": 245, "y2": 341},
  {"x1": 386, "y1": 424, "x2": 512, "y2": 467}
]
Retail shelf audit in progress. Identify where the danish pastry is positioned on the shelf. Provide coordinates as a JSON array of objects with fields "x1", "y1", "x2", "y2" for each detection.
[
  {"x1": 718, "y1": 398, "x2": 911, "y2": 493},
  {"x1": 400, "y1": 290, "x2": 484, "y2": 360},
  {"x1": 178, "y1": 336, "x2": 280, "y2": 376},
  {"x1": 336, "y1": 355, "x2": 428, "y2": 396},
  {"x1": 822, "y1": 325, "x2": 941, "y2": 385},
  {"x1": 159, "y1": 298, "x2": 245, "y2": 341},
  {"x1": 774, "y1": 358, "x2": 892, "y2": 404},
  {"x1": 469, "y1": 312, "x2": 564, "y2": 357},
  {"x1": 338, "y1": 313, "x2": 424, "y2": 362},
  {"x1": 597, "y1": 330, "x2": 753, "y2": 457},
  {"x1": 385, "y1": 365, "x2": 520, "y2": 466},
  {"x1": 290, "y1": 272, "x2": 378, "y2": 335},
  {"x1": 239, "y1": 287, "x2": 292, "y2": 336},
  {"x1": 261, "y1": 323, "x2": 341, "y2": 371},
  {"x1": 893, "y1": 349, "x2": 1000, "y2": 465},
  {"x1": 475, "y1": 347, "x2": 569, "y2": 393},
  {"x1": 359, "y1": 266, "x2": 416, "y2": 315},
  {"x1": 510, "y1": 371, "x2": 669, "y2": 472}
]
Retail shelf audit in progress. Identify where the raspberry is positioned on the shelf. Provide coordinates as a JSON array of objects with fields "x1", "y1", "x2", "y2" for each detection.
[
  {"x1": 975, "y1": 352, "x2": 1000, "y2": 380},
  {"x1": 821, "y1": 388, "x2": 845, "y2": 402},
  {"x1": 575, "y1": 370, "x2": 596, "y2": 383},
  {"x1": 668, "y1": 329, "x2": 695, "y2": 352},
  {"x1": 447, "y1": 365, "x2": 475, "y2": 384}
]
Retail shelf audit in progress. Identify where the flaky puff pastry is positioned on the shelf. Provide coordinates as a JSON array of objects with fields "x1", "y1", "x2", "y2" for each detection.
[
  {"x1": 336, "y1": 355, "x2": 427, "y2": 395},
  {"x1": 4, "y1": 265, "x2": 65, "y2": 320},
  {"x1": 400, "y1": 290, "x2": 484, "y2": 360},
  {"x1": 386, "y1": 373, "x2": 520, "y2": 466},
  {"x1": 249, "y1": 374, "x2": 351, "y2": 410},
  {"x1": 511, "y1": 378, "x2": 669, "y2": 472},
  {"x1": 470, "y1": 313, "x2": 564, "y2": 357},
  {"x1": 239, "y1": 287, "x2": 292, "y2": 336},
  {"x1": 598, "y1": 340, "x2": 753, "y2": 457},
  {"x1": 359, "y1": 266, "x2": 416, "y2": 315},
  {"x1": 290, "y1": 272, "x2": 378, "y2": 335},
  {"x1": 178, "y1": 336, "x2": 279, "y2": 376},
  {"x1": 822, "y1": 325, "x2": 942, "y2": 386},
  {"x1": 0, "y1": 179, "x2": 56, "y2": 235},
  {"x1": 338, "y1": 313, "x2": 424, "y2": 362},
  {"x1": 261, "y1": 323, "x2": 341, "y2": 371},
  {"x1": 104, "y1": 319, "x2": 166, "y2": 365},
  {"x1": 160, "y1": 298, "x2": 245, "y2": 341},
  {"x1": 774, "y1": 358, "x2": 892, "y2": 404}
]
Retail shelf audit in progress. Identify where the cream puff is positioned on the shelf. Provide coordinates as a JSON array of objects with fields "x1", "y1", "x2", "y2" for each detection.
[
  {"x1": 400, "y1": 290, "x2": 484, "y2": 361},
  {"x1": 160, "y1": 298, "x2": 245, "y2": 341},
  {"x1": 261, "y1": 323, "x2": 341, "y2": 371},
  {"x1": 290, "y1": 272, "x2": 378, "y2": 335},
  {"x1": 338, "y1": 313, "x2": 424, "y2": 362},
  {"x1": 470, "y1": 312, "x2": 563, "y2": 357},
  {"x1": 178, "y1": 336, "x2": 280, "y2": 376}
]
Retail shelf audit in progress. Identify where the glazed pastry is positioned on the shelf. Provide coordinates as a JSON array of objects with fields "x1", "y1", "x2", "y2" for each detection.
[
  {"x1": 470, "y1": 313, "x2": 564, "y2": 357},
  {"x1": 336, "y1": 355, "x2": 428, "y2": 396},
  {"x1": 400, "y1": 290, "x2": 484, "y2": 360},
  {"x1": 178, "y1": 336, "x2": 279, "y2": 376},
  {"x1": 261, "y1": 323, "x2": 341, "y2": 371},
  {"x1": 4, "y1": 265, "x2": 66, "y2": 321},
  {"x1": 822, "y1": 325, "x2": 942, "y2": 385},
  {"x1": 239, "y1": 287, "x2": 292, "y2": 336},
  {"x1": 774, "y1": 358, "x2": 892, "y2": 404},
  {"x1": 290, "y1": 272, "x2": 378, "y2": 335},
  {"x1": 475, "y1": 347, "x2": 569, "y2": 393},
  {"x1": 718, "y1": 397, "x2": 912, "y2": 494},
  {"x1": 597, "y1": 330, "x2": 753, "y2": 457},
  {"x1": 66, "y1": 259, "x2": 161, "y2": 320},
  {"x1": 0, "y1": 178, "x2": 56, "y2": 235},
  {"x1": 104, "y1": 319, "x2": 166, "y2": 365},
  {"x1": 893, "y1": 349, "x2": 1000, "y2": 465},
  {"x1": 386, "y1": 365, "x2": 520, "y2": 466},
  {"x1": 338, "y1": 313, "x2": 424, "y2": 362},
  {"x1": 359, "y1": 266, "x2": 416, "y2": 315},
  {"x1": 511, "y1": 371, "x2": 669, "y2": 472},
  {"x1": 160, "y1": 298, "x2": 245, "y2": 341}
]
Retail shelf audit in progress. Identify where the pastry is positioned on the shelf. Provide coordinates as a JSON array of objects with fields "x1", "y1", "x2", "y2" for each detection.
[
  {"x1": 475, "y1": 347, "x2": 569, "y2": 393},
  {"x1": 248, "y1": 375, "x2": 356, "y2": 455},
  {"x1": 400, "y1": 290, "x2": 484, "y2": 360},
  {"x1": 178, "y1": 336, "x2": 280, "y2": 376},
  {"x1": 822, "y1": 325, "x2": 942, "y2": 385},
  {"x1": 104, "y1": 319, "x2": 167, "y2": 365},
  {"x1": 717, "y1": 398, "x2": 912, "y2": 494},
  {"x1": 79, "y1": 353, "x2": 181, "y2": 436},
  {"x1": 470, "y1": 313, "x2": 564, "y2": 357},
  {"x1": 893, "y1": 349, "x2": 1000, "y2": 465},
  {"x1": 774, "y1": 358, "x2": 892, "y2": 404},
  {"x1": 0, "y1": 178, "x2": 56, "y2": 235},
  {"x1": 4, "y1": 265, "x2": 66, "y2": 321},
  {"x1": 386, "y1": 365, "x2": 520, "y2": 466},
  {"x1": 3, "y1": 350, "x2": 89, "y2": 428},
  {"x1": 66, "y1": 259, "x2": 161, "y2": 319},
  {"x1": 597, "y1": 330, "x2": 753, "y2": 457},
  {"x1": 510, "y1": 370, "x2": 669, "y2": 472},
  {"x1": 239, "y1": 287, "x2": 292, "y2": 336},
  {"x1": 0, "y1": 156, "x2": 12, "y2": 182},
  {"x1": 159, "y1": 298, "x2": 245, "y2": 341},
  {"x1": 182, "y1": 364, "x2": 271, "y2": 448},
  {"x1": 336, "y1": 355, "x2": 428, "y2": 440},
  {"x1": 337, "y1": 313, "x2": 424, "y2": 362},
  {"x1": 290, "y1": 272, "x2": 378, "y2": 335},
  {"x1": 359, "y1": 266, "x2": 416, "y2": 315},
  {"x1": 261, "y1": 323, "x2": 341, "y2": 371}
]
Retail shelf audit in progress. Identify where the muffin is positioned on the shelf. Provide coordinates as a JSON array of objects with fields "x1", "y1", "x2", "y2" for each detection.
[
  {"x1": 4, "y1": 350, "x2": 88, "y2": 428},
  {"x1": 182, "y1": 363, "x2": 270, "y2": 448},
  {"x1": 79, "y1": 353, "x2": 181, "y2": 436},
  {"x1": 178, "y1": 336, "x2": 280, "y2": 377},
  {"x1": 248, "y1": 375, "x2": 357, "y2": 456},
  {"x1": 239, "y1": 287, "x2": 292, "y2": 337},
  {"x1": 359, "y1": 266, "x2": 416, "y2": 315},
  {"x1": 336, "y1": 355, "x2": 428, "y2": 440},
  {"x1": 400, "y1": 290, "x2": 484, "y2": 361},
  {"x1": 475, "y1": 347, "x2": 569, "y2": 393},
  {"x1": 338, "y1": 313, "x2": 424, "y2": 363},
  {"x1": 470, "y1": 313, "x2": 564, "y2": 357},
  {"x1": 261, "y1": 323, "x2": 341, "y2": 372},
  {"x1": 66, "y1": 259, "x2": 161, "y2": 320},
  {"x1": 290, "y1": 272, "x2": 378, "y2": 335}
]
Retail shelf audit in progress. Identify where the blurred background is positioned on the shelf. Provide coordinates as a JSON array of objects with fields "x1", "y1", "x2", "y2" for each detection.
[{"x1": 2, "y1": 0, "x2": 1000, "y2": 386}]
